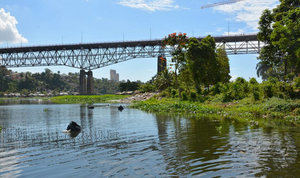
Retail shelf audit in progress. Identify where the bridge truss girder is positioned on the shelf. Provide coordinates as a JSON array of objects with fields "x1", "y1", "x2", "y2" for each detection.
[
  {"x1": 0, "y1": 39, "x2": 262, "y2": 70},
  {"x1": 0, "y1": 45, "x2": 166, "y2": 70}
]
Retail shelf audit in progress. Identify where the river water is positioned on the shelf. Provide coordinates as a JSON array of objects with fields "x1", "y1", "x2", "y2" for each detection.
[{"x1": 0, "y1": 102, "x2": 299, "y2": 177}]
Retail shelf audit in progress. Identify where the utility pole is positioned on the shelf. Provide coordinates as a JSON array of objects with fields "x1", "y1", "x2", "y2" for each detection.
[
  {"x1": 150, "y1": 26, "x2": 152, "y2": 40},
  {"x1": 228, "y1": 21, "x2": 230, "y2": 36}
]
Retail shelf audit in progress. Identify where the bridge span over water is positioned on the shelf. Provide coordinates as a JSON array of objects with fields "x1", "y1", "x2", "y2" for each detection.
[{"x1": 0, "y1": 34, "x2": 262, "y2": 94}]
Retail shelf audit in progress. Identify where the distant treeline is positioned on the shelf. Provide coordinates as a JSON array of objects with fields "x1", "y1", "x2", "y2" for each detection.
[{"x1": 0, "y1": 66, "x2": 141, "y2": 95}]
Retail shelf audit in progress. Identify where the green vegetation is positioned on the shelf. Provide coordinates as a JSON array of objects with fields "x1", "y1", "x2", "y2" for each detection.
[
  {"x1": 119, "y1": 80, "x2": 141, "y2": 92},
  {"x1": 132, "y1": 97, "x2": 300, "y2": 127},
  {"x1": 257, "y1": 0, "x2": 299, "y2": 80},
  {"x1": 50, "y1": 95, "x2": 130, "y2": 104},
  {"x1": 0, "y1": 67, "x2": 128, "y2": 95},
  {"x1": 135, "y1": 74, "x2": 299, "y2": 126},
  {"x1": 135, "y1": 0, "x2": 299, "y2": 127}
]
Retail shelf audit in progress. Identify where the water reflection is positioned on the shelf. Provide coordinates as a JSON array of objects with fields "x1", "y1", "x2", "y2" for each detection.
[
  {"x1": 0, "y1": 98, "x2": 52, "y2": 105},
  {"x1": 0, "y1": 103, "x2": 299, "y2": 177},
  {"x1": 154, "y1": 114, "x2": 232, "y2": 176}
]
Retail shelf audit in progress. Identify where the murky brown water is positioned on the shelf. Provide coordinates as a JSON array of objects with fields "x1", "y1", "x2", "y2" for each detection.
[{"x1": 0, "y1": 101, "x2": 299, "y2": 177}]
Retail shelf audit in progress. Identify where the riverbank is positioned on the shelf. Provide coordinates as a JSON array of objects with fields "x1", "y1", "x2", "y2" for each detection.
[
  {"x1": 131, "y1": 97, "x2": 300, "y2": 127},
  {"x1": 110, "y1": 92, "x2": 159, "y2": 103},
  {"x1": 50, "y1": 95, "x2": 130, "y2": 104}
]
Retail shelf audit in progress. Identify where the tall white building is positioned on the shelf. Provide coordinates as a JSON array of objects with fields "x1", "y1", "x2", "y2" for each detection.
[{"x1": 110, "y1": 69, "x2": 119, "y2": 82}]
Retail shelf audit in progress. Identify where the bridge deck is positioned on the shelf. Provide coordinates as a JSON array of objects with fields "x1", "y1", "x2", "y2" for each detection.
[
  {"x1": 0, "y1": 34, "x2": 258, "y2": 53},
  {"x1": 0, "y1": 34, "x2": 261, "y2": 70}
]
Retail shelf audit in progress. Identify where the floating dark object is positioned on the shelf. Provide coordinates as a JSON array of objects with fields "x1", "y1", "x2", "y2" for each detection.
[
  {"x1": 88, "y1": 105, "x2": 94, "y2": 109},
  {"x1": 67, "y1": 121, "x2": 81, "y2": 132},
  {"x1": 118, "y1": 105, "x2": 124, "y2": 111},
  {"x1": 69, "y1": 131, "x2": 80, "y2": 138}
]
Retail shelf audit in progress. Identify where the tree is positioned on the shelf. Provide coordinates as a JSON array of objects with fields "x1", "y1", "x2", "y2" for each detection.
[
  {"x1": 119, "y1": 80, "x2": 140, "y2": 92},
  {"x1": 257, "y1": 0, "x2": 300, "y2": 81},
  {"x1": 216, "y1": 48, "x2": 231, "y2": 83},
  {"x1": 154, "y1": 70, "x2": 174, "y2": 91},
  {"x1": 0, "y1": 66, "x2": 10, "y2": 91},
  {"x1": 18, "y1": 72, "x2": 38, "y2": 91},
  {"x1": 186, "y1": 36, "x2": 219, "y2": 92},
  {"x1": 162, "y1": 33, "x2": 189, "y2": 88}
]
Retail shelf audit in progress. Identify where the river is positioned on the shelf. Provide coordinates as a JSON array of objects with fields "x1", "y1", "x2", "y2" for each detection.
[{"x1": 0, "y1": 101, "x2": 299, "y2": 177}]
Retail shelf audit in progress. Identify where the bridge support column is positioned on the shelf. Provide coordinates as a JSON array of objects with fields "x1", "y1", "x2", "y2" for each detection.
[
  {"x1": 87, "y1": 70, "x2": 94, "y2": 95},
  {"x1": 79, "y1": 69, "x2": 87, "y2": 95},
  {"x1": 157, "y1": 55, "x2": 167, "y2": 74}
]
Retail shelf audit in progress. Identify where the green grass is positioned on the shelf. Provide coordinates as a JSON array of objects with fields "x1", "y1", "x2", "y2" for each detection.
[
  {"x1": 131, "y1": 97, "x2": 300, "y2": 128},
  {"x1": 0, "y1": 97, "x2": 51, "y2": 102},
  {"x1": 50, "y1": 95, "x2": 130, "y2": 104}
]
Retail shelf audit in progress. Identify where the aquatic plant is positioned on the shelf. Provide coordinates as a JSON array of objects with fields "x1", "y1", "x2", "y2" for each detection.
[{"x1": 50, "y1": 95, "x2": 129, "y2": 104}]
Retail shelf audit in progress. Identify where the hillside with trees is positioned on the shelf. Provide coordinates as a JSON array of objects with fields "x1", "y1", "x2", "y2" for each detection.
[{"x1": 0, "y1": 67, "x2": 139, "y2": 96}]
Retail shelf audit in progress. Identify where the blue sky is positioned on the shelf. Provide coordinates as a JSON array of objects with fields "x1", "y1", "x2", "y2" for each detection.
[{"x1": 0, "y1": 0, "x2": 278, "y2": 82}]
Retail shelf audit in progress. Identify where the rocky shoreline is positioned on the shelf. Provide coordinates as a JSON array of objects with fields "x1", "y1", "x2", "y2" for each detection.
[{"x1": 110, "y1": 92, "x2": 158, "y2": 103}]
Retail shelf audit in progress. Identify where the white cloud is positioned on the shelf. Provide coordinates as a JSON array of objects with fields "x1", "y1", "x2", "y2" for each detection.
[
  {"x1": 214, "y1": 0, "x2": 279, "y2": 30},
  {"x1": 118, "y1": 0, "x2": 179, "y2": 12},
  {"x1": 0, "y1": 8, "x2": 27, "y2": 44}
]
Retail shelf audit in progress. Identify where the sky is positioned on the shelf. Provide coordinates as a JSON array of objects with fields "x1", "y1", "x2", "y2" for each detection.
[{"x1": 0, "y1": 0, "x2": 279, "y2": 82}]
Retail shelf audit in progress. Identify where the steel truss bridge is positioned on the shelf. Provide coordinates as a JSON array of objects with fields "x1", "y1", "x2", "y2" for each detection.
[{"x1": 0, "y1": 34, "x2": 262, "y2": 70}]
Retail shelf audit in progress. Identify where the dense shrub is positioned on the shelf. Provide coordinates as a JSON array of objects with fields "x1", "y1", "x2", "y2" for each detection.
[
  {"x1": 220, "y1": 78, "x2": 250, "y2": 102},
  {"x1": 181, "y1": 91, "x2": 188, "y2": 101},
  {"x1": 211, "y1": 82, "x2": 223, "y2": 95},
  {"x1": 294, "y1": 77, "x2": 300, "y2": 89},
  {"x1": 262, "y1": 97, "x2": 300, "y2": 112},
  {"x1": 159, "y1": 90, "x2": 169, "y2": 98},
  {"x1": 156, "y1": 76, "x2": 298, "y2": 103},
  {"x1": 262, "y1": 81, "x2": 275, "y2": 98},
  {"x1": 171, "y1": 89, "x2": 177, "y2": 98},
  {"x1": 190, "y1": 91, "x2": 197, "y2": 101},
  {"x1": 222, "y1": 90, "x2": 234, "y2": 102},
  {"x1": 139, "y1": 83, "x2": 156, "y2": 93},
  {"x1": 249, "y1": 78, "x2": 258, "y2": 85},
  {"x1": 252, "y1": 85, "x2": 261, "y2": 101}
]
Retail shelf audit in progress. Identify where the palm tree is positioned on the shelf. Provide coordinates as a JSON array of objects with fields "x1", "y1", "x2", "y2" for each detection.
[{"x1": 256, "y1": 61, "x2": 271, "y2": 81}]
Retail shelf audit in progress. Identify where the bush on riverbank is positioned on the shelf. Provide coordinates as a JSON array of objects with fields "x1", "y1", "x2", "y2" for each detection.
[
  {"x1": 50, "y1": 95, "x2": 130, "y2": 104},
  {"x1": 208, "y1": 77, "x2": 299, "y2": 102},
  {"x1": 140, "y1": 76, "x2": 299, "y2": 103},
  {"x1": 135, "y1": 74, "x2": 299, "y2": 127},
  {"x1": 132, "y1": 97, "x2": 300, "y2": 127}
]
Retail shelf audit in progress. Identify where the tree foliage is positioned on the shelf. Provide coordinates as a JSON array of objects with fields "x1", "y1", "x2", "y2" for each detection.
[
  {"x1": 119, "y1": 80, "x2": 141, "y2": 92},
  {"x1": 216, "y1": 48, "x2": 231, "y2": 83},
  {"x1": 186, "y1": 36, "x2": 229, "y2": 91},
  {"x1": 257, "y1": 0, "x2": 300, "y2": 80},
  {"x1": 140, "y1": 33, "x2": 231, "y2": 97}
]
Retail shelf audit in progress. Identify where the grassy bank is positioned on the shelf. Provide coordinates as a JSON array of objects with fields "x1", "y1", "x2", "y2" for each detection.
[
  {"x1": 131, "y1": 97, "x2": 300, "y2": 127},
  {"x1": 50, "y1": 95, "x2": 130, "y2": 104}
]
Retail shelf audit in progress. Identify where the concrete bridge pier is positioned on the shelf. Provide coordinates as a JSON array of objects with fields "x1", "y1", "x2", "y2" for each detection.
[
  {"x1": 79, "y1": 70, "x2": 94, "y2": 95},
  {"x1": 79, "y1": 70, "x2": 87, "y2": 95},
  {"x1": 157, "y1": 55, "x2": 167, "y2": 74},
  {"x1": 87, "y1": 70, "x2": 94, "y2": 95}
]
